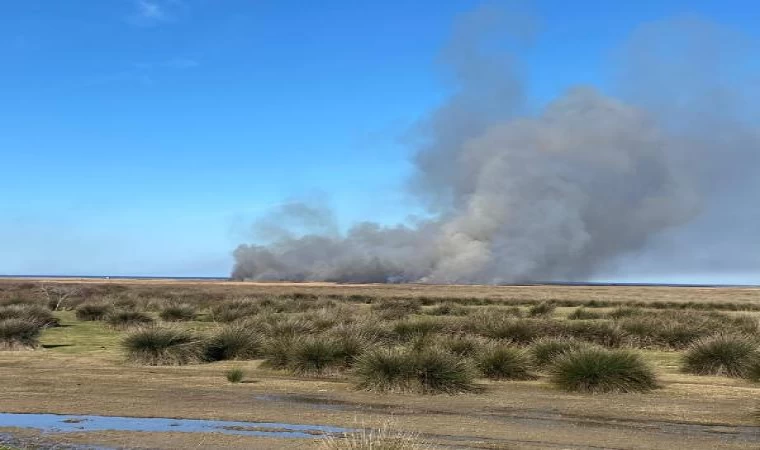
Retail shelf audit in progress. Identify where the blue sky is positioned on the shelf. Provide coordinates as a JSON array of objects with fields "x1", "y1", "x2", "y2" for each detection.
[{"x1": 1, "y1": 0, "x2": 757, "y2": 280}]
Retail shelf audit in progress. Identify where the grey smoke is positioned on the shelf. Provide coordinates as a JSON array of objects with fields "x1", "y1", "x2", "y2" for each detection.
[{"x1": 232, "y1": 10, "x2": 759, "y2": 283}]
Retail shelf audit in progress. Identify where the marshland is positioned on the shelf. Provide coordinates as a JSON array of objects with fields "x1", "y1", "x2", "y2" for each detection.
[{"x1": 0, "y1": 278, "x2": 758, "y2": 449}]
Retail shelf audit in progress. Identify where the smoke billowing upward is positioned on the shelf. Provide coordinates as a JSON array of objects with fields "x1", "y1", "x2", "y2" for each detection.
[{"x1": 232, "y1": 8, "x2": 760, "y2": 284}]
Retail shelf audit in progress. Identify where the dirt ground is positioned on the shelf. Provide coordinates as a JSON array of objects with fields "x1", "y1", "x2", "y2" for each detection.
[{"x1": 0, "y1": 279, "x2": 759, "y2": 449}]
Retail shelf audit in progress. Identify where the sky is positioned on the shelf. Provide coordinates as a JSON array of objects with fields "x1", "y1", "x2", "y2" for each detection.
[{"x1": 1, "y1": 0, "x2": 758, "y2": 282}]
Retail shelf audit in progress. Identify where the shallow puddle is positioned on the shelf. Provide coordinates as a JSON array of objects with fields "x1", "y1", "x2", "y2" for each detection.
[{"x1": 0, "y1": 412, "x2": 352, "y2": 439}]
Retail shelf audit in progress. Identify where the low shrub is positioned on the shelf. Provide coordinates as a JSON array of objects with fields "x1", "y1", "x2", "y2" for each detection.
[
  {"x1": 225, "y1": 367, "x2": 245, "y2": 383},
  {"x1": 159, "y1": 304, "x2": 196, "y2": 322},
  {"x1": 354, "y1": 348, "x2": 413, "y2": 393},
  {"x1": 438, "y1": 335, "x2": 485, "y2": 357},
  {"x1": 682, "y1": 334, "x2": 760, "y2": 378},
  {"x1": 607, "y1": 307, "x2": 643, "y2": 319},
  {"x1": 471, "y1": 315, "x2": 546, "y2": 344},
  {"x1": 0, "y1": 304, "x2": 59, "y2": 328},
  {"x1": 261, "y1": 335, "x2": 297, "y2": 370},
  {"x1": 288, "y1": 336, "x2": 342, "y2": 376},
  {"x1": 530, "y1": 337, "x2": 584, "y2": 368},
  {"x1": 747, "y1": 358, "x2": 760, "y2": 382},
  {"x1": 354, "y1": 347, "x2": 476, "y2": 394},
  {"x1": 209, "y1": 299, "x2": 259, "y2": 323},
  {"x1": 528, "y1": 302, "x2": 556, "y2": 318},
  {"x1": 620, "y1": 317, "x2": 707, "y2": 349},
  {"x1": 261, "y1": 316, "x2": 315, "y2": 338},
  {"x1": 204, "y1": 324, "x2": 263, "y2": 361},
  {"x1": 568, "y1": 308, "x2": 604, "y2": 320},
  {"x1": 475, "y1": 343, "x2": 535, "y2": 380},
  {"x1": 393, "y1": 318, "x2": 446, "y2": 342},
  {"x1": 319, "y1": 420, "x2": 428, "y2": 450},
  {"x1": 409, "y1": 347, "x2": 477, "y2": 394},
  {"x1": 0, "y1": 318, "x2": 42, "y2": 350},
  {"x1": 426, "y1": 303, "x2": 469, "y2": 316},
  {"x1": 550, "y1": 348, "x2": 658, "y2": 393},
  {"x1": 106, "y1": 310, "x2": 154, "y2": 329},
  {"x1": 561, "y1": 321, "x2": 626, "y2": 348},
  {"x1": 371, "y1": 299, "x2": 422, "y2": 321},
  {"x1": 328, "y1": 324, "x2": 375, "y2": 367},
  {"x1": 122, "y1": 326, "x2": 203, "y2": 365},
  {"x1": 75, "y1": 303, "x2": 113, "y2": 321}
]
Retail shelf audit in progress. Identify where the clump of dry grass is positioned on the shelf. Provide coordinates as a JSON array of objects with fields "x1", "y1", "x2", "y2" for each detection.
[
  {"x1": 682, "y1": 334, "x2": 760, "y2": 378},
  {"x1": 475, "y1": 343, "x2": 535, "y2": 380},
  {"x1": 159, "y1": 303, "x2": 197, "y2": 322},
  {"x1": 204, "y1": 324, "x2": 263, "y2": 361},
  {"x1": 354, "y1": 347, "x2": 476, "y2": 394},
  {"x1": 0, "y1": 318, "x2": 42, "y2": 350},
  {"x1": 319, "y1": 420, "x2": 428, "y2": 449},
  {"x1": 75, "y1": 303, "x2": 113, "y2": 321},
  {"x1": 551, "y1": 347, "x2": 658, "y2": 393},
  {"x1": 122, "y1": 326, "x2": 203, "y2": 365},
  {"x1": 528, "y1": 301, "x2": 556, "y2": 318},
  {"x1": 530, "y1": 337, "x2": 585, "y2": 369},
  {"x1": 106, "y1": 310, "x2": 154, "y2": 329},
  {"x1": 0, "y1": 304, "x2": 59, "y2": 328},
  {"x1": 209, "y1": 299, "x2": 260, "y2": 323}
]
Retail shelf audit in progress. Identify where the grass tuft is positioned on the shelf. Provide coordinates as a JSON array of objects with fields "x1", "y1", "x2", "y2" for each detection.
[
  {"x1": 354, "y1": 347, "x2": 476, "y2": 394},
  {"x1": 550, "y1": 347, "x2": 658, "y2": 393},
  {"x1": 0, "y1": 318, "x2": 42, "y2": 350},
  {"x1": 354, "y1": 348, "x2": 413, "y2": 393},
  {"x1": 122, "y1": 326, "x2": 203, "y2": 365},
  {"x1": 204, "y1": 324, "x2": 263, "y2": 361},
  {"x1": 530, "y1": 337, "x2": 584, "y2": 369},
  {"x1": 288, "y1": 336, "x2": 342, "y2": 376},
  {"x1": 225, "y1": 367, "x2": 245, "y2": 383},
  {"x1": 568, "y1": 308, "x2": 604, "y2": 320},
  {"x1": 528, "y1": 302, "x2": 556, "y2": 318},
  {"x1": 475, "y1": 343, "x2": 535, "y2": 380},
  {"x1": 159, "y1": 304, "x2": 197, "y2": 322},
  {"x1": 75, "y1": 303, "x2": 113, "y2": 321},
  {"x1": 319, "y1": 420, "x2": 428, "y2": 449},
  {"x1": 0, "y1": 304, "x2": 59, "y2": 328},
  {"x1": 106, "y1": 310, "x2": 154, "y2": 329},
  {"x1": 682, "y1": 334, "x2": 760, "y2": 378}
]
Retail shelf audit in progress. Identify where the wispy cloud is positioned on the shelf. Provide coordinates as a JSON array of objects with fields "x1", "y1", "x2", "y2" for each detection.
[
  {"x1": 127, "y1": 0, "x2": 185, "y2": 26},
  {"x1": 137, "y1": 0, "x2": 166, "y2": 21}
]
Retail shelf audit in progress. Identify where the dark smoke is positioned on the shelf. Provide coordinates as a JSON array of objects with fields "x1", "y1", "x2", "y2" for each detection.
[{"x1": 232, "y1": 10, "x2": 759, "y2": 284}]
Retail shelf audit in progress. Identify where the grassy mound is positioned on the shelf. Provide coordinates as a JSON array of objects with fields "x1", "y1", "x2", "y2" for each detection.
[
  {"x1": 561, "y1": 321, "x2": 626, "y2": 348},
  {"x1": 475, "y1": 343, "x2": 535, "y2": 380},
  {"x1": 682, "y1": 334, "x2": 760, "y2": 378},
  {"x1": 209, "y1": 299, "x2": 260, "y2": 323},
  {"x1": 106, "y1": 310, "x2": 154, "y2": 329},
  {"x1": 75, "y1": 303, "x2": 113, "y2": 321},
  {"x1": 354, "y1": 348, "x2": 413, "y2": 392},
  {"x1": 0, "y1": 304, "x2": 59, "y2": 328},
  {"x1": 354, "y1": 347, "x2": 476, "y2": 394},
  {"x1": 528, "y1": 302, "x2": 556, "y2": 318},
  {"x1": 530, "y1": 337, "x2": 584, "y2": 369},
  {"x1": 204, "y1": 324, "x2": 263, "y2": 361},
  {"x1": 550, "y1": 348, "x2": 658, "y2": 393},
  {"x1": 122, "y1": 326, "x2": 203, "y2": 365},
  {"x1": 288, "y1": 336, "x2": 342, "y2": 376},
  {"x1": 225, "y1": 367, "x2": 245, "y2": 383},
  {"x1": 159, "y1": 304, "x2": 197, "y2": 322},
  {"x1": 567, "y1": 308, "x2": 604, "y2": 320},
  {"x1": 0, "y1": 318, "x2": 42, "y2": 350}
]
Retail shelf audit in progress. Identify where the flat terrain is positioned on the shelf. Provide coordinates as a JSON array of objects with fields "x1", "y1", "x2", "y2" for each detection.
[{"x1": 0, "y1": 279, "x2": 759, "y2": 449}]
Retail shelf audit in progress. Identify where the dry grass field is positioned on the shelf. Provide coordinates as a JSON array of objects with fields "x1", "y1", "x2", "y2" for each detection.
[{"x1": 0, "y1": 278, "x2": 759, "y2": 449}]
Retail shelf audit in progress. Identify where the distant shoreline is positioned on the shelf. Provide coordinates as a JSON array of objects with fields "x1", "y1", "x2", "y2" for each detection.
[{"x1": 0, "y1": 274, "x2": 756, "y2": 288}]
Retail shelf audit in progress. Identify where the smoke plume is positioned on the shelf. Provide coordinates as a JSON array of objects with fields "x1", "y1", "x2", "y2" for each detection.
[{"x1": 232, "y1": 9, "x2": 759, "y2": 284}]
